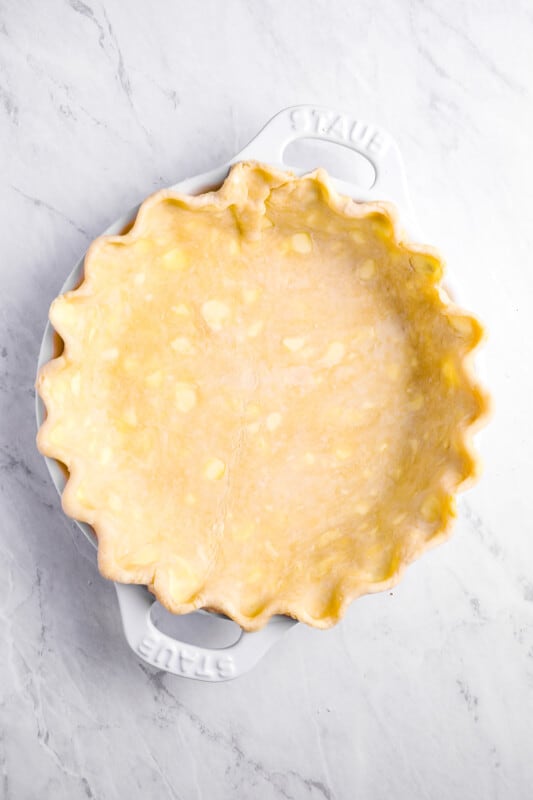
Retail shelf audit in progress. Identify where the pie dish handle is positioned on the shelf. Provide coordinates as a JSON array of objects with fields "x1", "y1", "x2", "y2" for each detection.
[
  {"x1": 115, "y1": 582, "x2": 297, "y2": 682},
  {"x1": 232, "y1": 104, "x2": 414, "y2": 214}
]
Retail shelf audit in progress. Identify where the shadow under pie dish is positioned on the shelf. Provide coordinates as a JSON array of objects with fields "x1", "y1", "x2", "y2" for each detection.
[{"x1": 36, "y1": 162, "x2": 488, "y2": 631}]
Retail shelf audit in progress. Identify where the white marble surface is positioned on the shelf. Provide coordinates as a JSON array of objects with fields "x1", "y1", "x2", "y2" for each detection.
[{"x1": 1, "y1": 0, "x2": 532, "y2": 797}]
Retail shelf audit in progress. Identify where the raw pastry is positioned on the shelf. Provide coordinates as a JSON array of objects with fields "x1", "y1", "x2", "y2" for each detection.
[{"x1": 37, "y1": 163, "x2": 487, "y2": 630}]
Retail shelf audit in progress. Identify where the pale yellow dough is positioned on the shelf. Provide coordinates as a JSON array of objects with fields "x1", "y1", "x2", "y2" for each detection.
[{"x1": 37, "y1": 162, "x2": 487, "y2": 630}]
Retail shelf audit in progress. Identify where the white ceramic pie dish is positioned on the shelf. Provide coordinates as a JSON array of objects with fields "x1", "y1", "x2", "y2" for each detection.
[{"x1": 36, "y1": 105, "x2": 422, "y2": 681}]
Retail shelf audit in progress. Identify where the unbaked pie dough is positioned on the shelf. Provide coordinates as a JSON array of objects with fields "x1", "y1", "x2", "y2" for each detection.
[{"x1": 37, "y1": 162, "x2": 487, "y2": 630}]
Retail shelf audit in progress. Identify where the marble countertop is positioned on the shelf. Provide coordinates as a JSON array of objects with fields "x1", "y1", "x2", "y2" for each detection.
[{"x1": 1, "y1": 1, "x2": 532, "y2": 797}]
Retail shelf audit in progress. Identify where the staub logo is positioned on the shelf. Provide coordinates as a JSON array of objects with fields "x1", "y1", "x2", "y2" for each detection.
[
  {"x1": 138, "y1": 635, "x2": 235, "y2": 679},
  {"x1": 289, "y1": 108, "x2": 390, "y2": 159}
]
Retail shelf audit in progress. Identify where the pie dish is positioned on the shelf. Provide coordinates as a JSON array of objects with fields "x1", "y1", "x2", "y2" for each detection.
[{"x1": 36, "y1": 161, "x2": 487, "y2": 631}]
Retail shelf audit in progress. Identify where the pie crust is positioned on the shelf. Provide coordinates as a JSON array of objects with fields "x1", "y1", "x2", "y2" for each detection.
[{"x1": 37, "y1": 162, "x2": 488, "y2": 630}]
